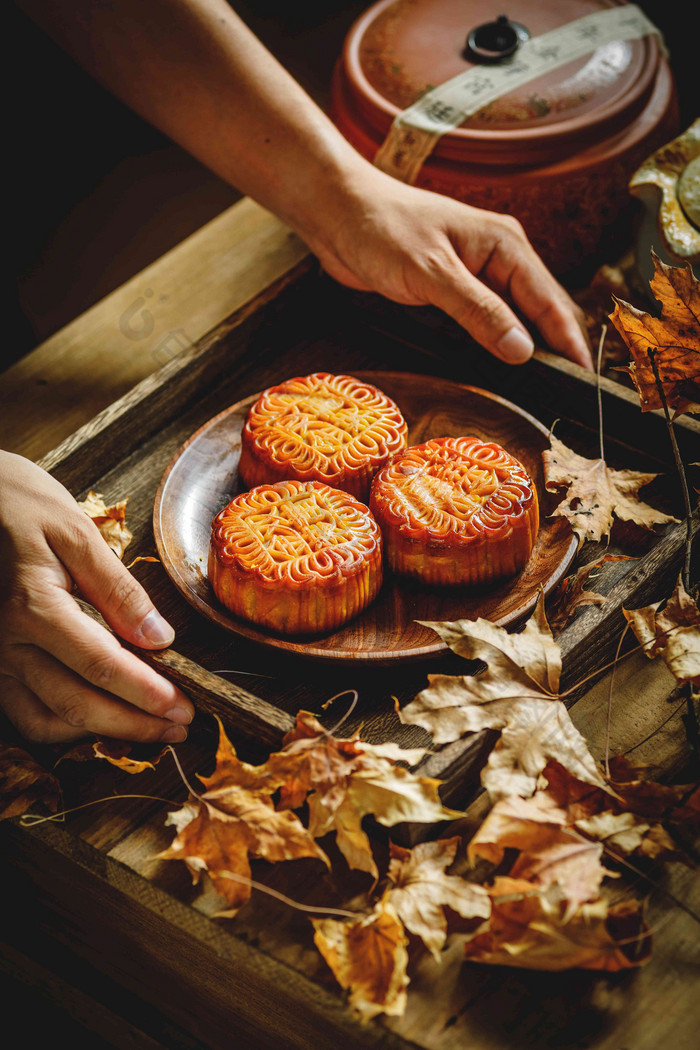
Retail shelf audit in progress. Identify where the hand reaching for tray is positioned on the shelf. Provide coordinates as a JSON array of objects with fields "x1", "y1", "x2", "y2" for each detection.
[
  {"x1": 305, "y1": 170, "x2": 593, "y2": 370},
  {"x1": 0, "y1": 452, "x2": 194, "y2": 744},
  {"x1": 23, "y1": 0, "x2": 593, "y2": 371}
]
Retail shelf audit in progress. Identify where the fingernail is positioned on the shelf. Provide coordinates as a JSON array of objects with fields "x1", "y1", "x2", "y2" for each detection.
[
  {"x1": 139, "y1": 609, "x2": 175, "y2": 646},
  {"x1": 496, "y1": 327, "x2": 534, "y2": 364},
  {"x1": 164, "y1": 705, "x2": 193, "y2": 725},
  {"x1": 161, "y1": 725, "x2": 188, "y2": 743}
]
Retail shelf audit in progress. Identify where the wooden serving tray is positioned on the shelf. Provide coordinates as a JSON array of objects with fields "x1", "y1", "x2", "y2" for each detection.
[{"x1": 40, "y1": 260, "x2": 699, "y2": 804}]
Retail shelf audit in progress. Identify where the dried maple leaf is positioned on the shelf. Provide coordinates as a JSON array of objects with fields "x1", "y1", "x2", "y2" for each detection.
[
  {"x1": 263, "y1": 710, "x2": 458, "y2": 879},
  {"x1": 261, "y1": 710, "x2": 376, "y2": 812},
  {"x1": 537, "y1": 759, "x2": 694, "y2": 864},
  {"x1": 386, "y1": 838, "x2": 490, "y2": 960},
  {"x1": 305, "y1": 759, "x2": 463, "y2": 880},
  {"x1": 623, "y1": 575, "x2": 700, "y2": 684},
  {"x1": 158, "y1": 719, "x2": 328, "y2": 915},
  {"x1": 463, "y1": 877, "x2": 651, "y2": 972},
  {"x1": 0, "y1": 742, "x2": 60, "y2": 821},
  {"x1": 312, "y1": 896, "x2": 409, "y2": 1022},
  {"x1": 574, "y1": 810, "x2": 683, "y2": 862},
  {"x1": 542, "y1": 757, "x2": 691, "y2": 822},
  {"x1": 467, "y1": 795, "x2": 606, "y2": 919},
  {"x1": 609, "y1": 253, "x2": 700, "y2": 415},
  {"x1": 419, "y1": 590, "x2": 561, "y2": 696},
  {"x1": 543, "y1": 434, "x2": 676, "y2": 544},
  {"x1": 77, "y1": 490, "x2": 133, "y2": 559},
  {"x1": 401, "y1": 597, "x2": 608, "y2": 800}
]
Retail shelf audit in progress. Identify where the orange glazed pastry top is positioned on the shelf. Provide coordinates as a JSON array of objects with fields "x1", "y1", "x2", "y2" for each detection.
[
  {"x1": 370, "y1": 436, "x2": 539, "y2": 586},
  {"x1": 209, "y1": 480, "x2": 382, "y2": 635},
  {"x1": 238, "y1": 372, "x2": 408, "y2": 501}
]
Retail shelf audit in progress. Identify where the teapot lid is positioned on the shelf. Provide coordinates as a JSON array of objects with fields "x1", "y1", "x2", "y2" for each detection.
[{"x1": 344, "y1": 0, "x2": 665, "y2": 163}]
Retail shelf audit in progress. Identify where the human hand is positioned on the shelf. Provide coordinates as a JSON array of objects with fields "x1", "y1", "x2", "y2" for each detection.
[
  {"x1": 308, "y1": 167, "x2": 593, "y2": 370},
  {"x1": 0, "y1": 451, "x2": 194, "y2": 744}
]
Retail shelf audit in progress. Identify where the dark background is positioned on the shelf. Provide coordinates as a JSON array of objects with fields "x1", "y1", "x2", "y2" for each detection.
[{"x1": 9, "y1": 1, "x2": 696, "y2": 372}]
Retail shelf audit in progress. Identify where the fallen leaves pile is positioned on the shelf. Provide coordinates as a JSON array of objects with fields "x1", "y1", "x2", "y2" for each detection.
[{"x1": 4, "y1": 585, "x2": 697, "y2": 1023}]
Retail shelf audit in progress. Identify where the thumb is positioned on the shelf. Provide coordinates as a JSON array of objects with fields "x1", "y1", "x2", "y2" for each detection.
[
  {"x1": 425, "y1": 259, "x2": 534, "y2": 364},
  {"x1": 56, "y1": 517, "x2": 175, "y2": 649}
]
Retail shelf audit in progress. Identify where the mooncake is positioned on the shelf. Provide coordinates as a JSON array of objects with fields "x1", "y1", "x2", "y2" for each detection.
[
  {"x1": 209, "y1": 480, "x2": 382, "y2": 634},
  {"x1": 369, "y1": 436, "x2": 539, "y2": 586},
  {"x1": 238, "y1": 372, "x2": 408, "y2": 501}
]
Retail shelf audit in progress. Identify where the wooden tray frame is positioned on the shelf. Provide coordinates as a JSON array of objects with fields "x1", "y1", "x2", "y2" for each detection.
[{"x1": 39, "y1": 257, "x2": 699, "y2": 806}]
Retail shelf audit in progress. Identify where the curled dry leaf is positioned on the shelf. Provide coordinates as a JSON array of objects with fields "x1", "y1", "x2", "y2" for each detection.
[
  {"x1": 386, "y1": 838, "x2": 491, "y2": 961},
  {"x1": 543, "y1": 434, "x2": 676, "y2": 545},
  {"x1": 467, "y1": 794, "x2": 607, "y2": 919},
  {"x1": 0, "y1": 742, "x2": 60, "y2": 821},
  {"x1": 623, "y1": 575, "x2": 700, "y2": 684},
  {"x1": 539, "y1": 759, "x2": 695, "y2": 864},
  {"x1": 158, "y1": 719, "x2": 328, "y2": 915},
  {"x1": 312, "y1": 896, "x2": 409, "y2": 1023},
  {"x1": 125, "y1": 555, "x2": 160, "y2": 570},
  {"x1": 59, "y1": 738, "x2": 167, "y2": 774},
  {"x1": 609, "y1": 253, "x2": 700, "y2": 416},
  {"x1": 463, "y1": 877, "x2": 651, "y2": 972},
  {"x1": 401, "y1": 597, "x2": 608, "y2": 801},
  {"x1": 545, "y1": 755, "x2": 699, "y2": 822},
  {"x1": 574, "y1": 811, "x2": 683, "y2": 863},
  {"x1": 77, "y1": 490, "x2": 133, "y2": 559},
  {"x1": 546, "y1": 554, "x2": 634, "y2": 632},
  {"x1": 263, "y1": 710, "x2": 459, "y2": 880}
]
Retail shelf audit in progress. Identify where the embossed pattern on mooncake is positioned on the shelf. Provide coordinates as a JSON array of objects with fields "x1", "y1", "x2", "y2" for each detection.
[
  {"x1": 238, "y1": 373, "x2": 408, "y2": 501},
  {"x1": 370, "y1": 436, "x2": 539, "y2": 586},
  {"x1": 209, "y1": 480, "x2": 382, "y2": 634}
]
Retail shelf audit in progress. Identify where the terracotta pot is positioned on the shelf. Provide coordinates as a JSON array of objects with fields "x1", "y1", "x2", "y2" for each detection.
[{"x1": 331, "y1": 0, "x2": 680, "y2": 274}]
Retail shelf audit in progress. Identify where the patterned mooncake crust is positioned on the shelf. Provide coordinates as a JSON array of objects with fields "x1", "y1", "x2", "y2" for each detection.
[
  {"x1": 369, "y1": 436, "x2": 539, "y2": 586},
  {"x1": 209, "y1": 479, "x2": 383, "y2": 634},
  {"x1": 238, "y1": 372, "x2": 408, "y2": 502}
]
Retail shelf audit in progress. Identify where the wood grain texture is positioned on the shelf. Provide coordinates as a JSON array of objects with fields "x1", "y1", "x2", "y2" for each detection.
[
  {"x1": 153, "y1": 372, "x2": 577, "y2": 662},
  {"x1": 2, "y1": 199, "x2": 308, "y2": 462}
]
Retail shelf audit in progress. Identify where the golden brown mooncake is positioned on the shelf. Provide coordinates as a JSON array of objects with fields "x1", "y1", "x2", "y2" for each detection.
[
  {"x1": 238, "y1": 372, "x2": 408, "y2": 502},
  {"x1": 209, "y1": 480, "x2": 382, "y2": 635},
  {"x1": 369, "y1": 436, "x2": 539, "y2": 587}
]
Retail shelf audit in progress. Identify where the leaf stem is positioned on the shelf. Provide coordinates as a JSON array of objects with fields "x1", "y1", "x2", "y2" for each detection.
[
  {"x1": 646, "y1": 347, "x2": 694, "y2": 592},
  {"x1": 216, "y1": 870, "x2": 360, "y2": 919},
  {"x1": 597, "y1": 324, "x2": 607, "y2": 462},
  {"x1": 19, "y1": 793, "x2": 178, "y2": 826},
  {"x1": 167, "y1": 745, "x2": 206, "y2": 802},
  {"x1": 324, "y1": 690, "x2": 359, "y2": 737}
]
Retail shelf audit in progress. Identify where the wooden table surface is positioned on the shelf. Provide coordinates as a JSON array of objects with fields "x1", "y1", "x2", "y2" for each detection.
[{"x1": 1, "y1": 198, "x2": 698, "y2": 1050}]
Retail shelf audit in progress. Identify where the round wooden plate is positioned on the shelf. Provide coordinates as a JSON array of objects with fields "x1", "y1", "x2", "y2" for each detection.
[{"x1": 153, "y1": 372, "x2": 576, "y2": 663}]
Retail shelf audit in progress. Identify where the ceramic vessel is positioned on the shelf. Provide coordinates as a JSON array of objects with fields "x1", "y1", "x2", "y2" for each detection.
[
  {"x1": 628, "y1": 119, "x2": 700, "y2": 288},
  {"x1": 331, "y1": 0, "x2": 680, "y2": 273}
]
